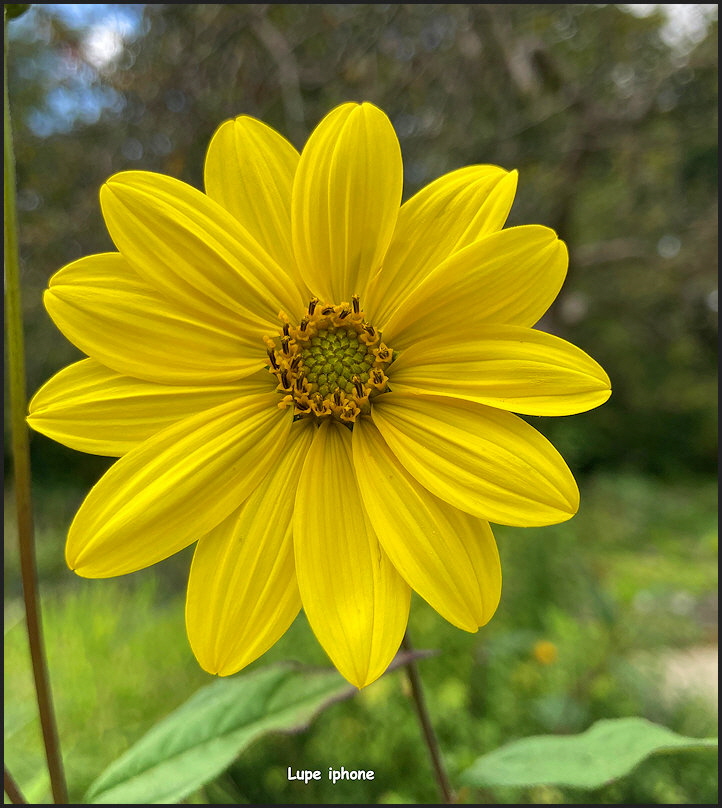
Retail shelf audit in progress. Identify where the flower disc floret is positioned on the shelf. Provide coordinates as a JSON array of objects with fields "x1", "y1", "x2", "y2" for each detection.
[{"x1": 265, "y1": 296, "x2": 393, "y2": 423}]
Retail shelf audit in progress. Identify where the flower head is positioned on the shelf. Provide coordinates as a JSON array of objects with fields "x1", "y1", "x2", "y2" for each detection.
[
  {"x1": 532, "y1": 639, "x2": 559, "y2": 666},
  {"x1": 28, "y1": 102, "x2": 611, "y2": 688}
]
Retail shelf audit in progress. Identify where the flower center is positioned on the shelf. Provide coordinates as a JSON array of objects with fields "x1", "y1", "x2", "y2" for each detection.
[{"x1": 265, "y1": 295, "x2": 393, "y2": 423}]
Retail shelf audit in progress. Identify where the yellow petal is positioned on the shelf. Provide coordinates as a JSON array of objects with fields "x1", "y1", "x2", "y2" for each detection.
[
  {"x1": 204, "y1": 115, "x2": 304, "y2": 290},
  {"x1": 186, "y1": 420, "x2": 315, "y2": 676},
  {"x1": 366, "y1": 166, "x2": 518, "y2": 325},
  {"x1": 45, "y1": 253, "x2": 264, "y2": 384},
  {"x1": 27, "y1": 359, "x2": 274, "y2": 456},
  {"x1": 67, "y1": 393, "x2": 292, "y2": 577},
  {"x1": 382, "y1": 226, "x2": 568, "y2": 351},
  {"x1": 294, "y1": 419, "x2": 410, "y2": 688},
  {"x1": 389, "y1": 324, "x2": 612, "y2": 416},
  {"x1": 353, "y1": 419, "x2": 501, "y2": 631},
  {"x1": 372, "y1": 393, "x2": 579, "y2": 527},
  {"x1": 292, "y1": 102, "x2": 403, "y2": 303},
  {"x1": 100, "y1": 170, "x2": 306, "y2": 331}
]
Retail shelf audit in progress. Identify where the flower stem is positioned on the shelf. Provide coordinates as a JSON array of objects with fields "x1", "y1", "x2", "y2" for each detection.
[
  {"x1": 402, "y1": 630, "x2": 456, "y2": 804},
  {"x1": 4, "y1": 13, "x2": 68, "y2": 805},
  {"x1": 4, "y1": 767, "x2": 28, "y2": 805}
]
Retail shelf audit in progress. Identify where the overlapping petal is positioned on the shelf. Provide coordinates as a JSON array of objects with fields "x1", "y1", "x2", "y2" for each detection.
[
  {"x1": 382, "y1": 226, "x2": 568, "y2": 350},
  {"x1": 66, "y1": 393, "x2": 292, "y2": 578},
  {"x1": 204, "y1": 115, "x2": 303, "y2": 289},
  {"x1": 294, "y1": 419, "x2": 410, "y2": 688},
  {"x1": 353, "y1": 419, "x2": 501, "y2": 631},
  {"x1": 365, "y1": 166, "x2": 518, "y2": 325},
  {"x1": 186, "y1": 419, "x2": 315, "y2": 676},
  {"x1": 388, "y1": 324, "x2": 612, "y2": 416},
  {"x1": 292, "y1": 102, "x2": 403, "y2": 303},
  {"x1": 100, "y1": 170, "x2": 306, "y2": 331},
  {"x1": 44, "y1": 253, "x2": 264, "y2": 384},
  {"x1": 27, "y1": 359, "x2": 274, "y2": 456},
  {"x1": 372, "y1": 393, "x2": 579, "y2": 527}
]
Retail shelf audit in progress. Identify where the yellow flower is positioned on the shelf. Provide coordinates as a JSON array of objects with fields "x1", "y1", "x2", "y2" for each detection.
[
  {"x1": 27, "y1": 102, "x2": 611, "y2": 688},
  {"x1": 532, "y1": 640, "x2": 559, "y2": 665}
]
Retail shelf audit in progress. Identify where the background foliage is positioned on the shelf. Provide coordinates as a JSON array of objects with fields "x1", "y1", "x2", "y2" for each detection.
[{"x1": 5, "y1": 4, "x2": 718, "y2": 805}]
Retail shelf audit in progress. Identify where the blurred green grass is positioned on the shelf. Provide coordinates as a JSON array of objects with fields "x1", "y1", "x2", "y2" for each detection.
[{"x1": 4, "y1": 471, "x2": 717, "y2": 804}]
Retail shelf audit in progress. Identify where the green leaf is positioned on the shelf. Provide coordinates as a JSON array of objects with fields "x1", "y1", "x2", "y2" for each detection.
[
  {"x1": 4, "y1": 5, "x2": 31, "y2": 21},
  {"x1": 460, "y1": 717, "x2": 718, "y2": 790},
  {"x1": 84, "y1": 662, "x2": 355, "y2": 804}
]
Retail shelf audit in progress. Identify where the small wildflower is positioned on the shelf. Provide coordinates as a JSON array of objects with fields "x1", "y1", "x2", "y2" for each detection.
[
  {"x1": 533, "y1": 640, "x2": 559, "y2": 665},
  {"x1": 28, "y1": 103, "x2": 610, "y2": 687}
]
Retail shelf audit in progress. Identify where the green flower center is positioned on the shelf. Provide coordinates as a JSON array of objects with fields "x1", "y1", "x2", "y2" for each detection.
[
  {"x1": 265, "y1": 297, "x2": 393, "y2": 423},
  {"x1": 301, "y1": 328, "x2": 376, "y2": 398}
]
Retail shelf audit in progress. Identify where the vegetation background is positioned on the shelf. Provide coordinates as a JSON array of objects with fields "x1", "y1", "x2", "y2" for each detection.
[{"x1": 5, "y1": 3, "x2": 717, "y2": 804}]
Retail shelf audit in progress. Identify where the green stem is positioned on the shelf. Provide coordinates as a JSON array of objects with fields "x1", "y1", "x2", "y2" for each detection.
[
  {"x1": 4, "y1": 13, "x2": 68, "y2": 805},
  {"x1": 402, "y1": 630, "x2": 456, "y2": 804},
  {"x1": 4, "y1": 767, "x2": 28, "y2": 805}
]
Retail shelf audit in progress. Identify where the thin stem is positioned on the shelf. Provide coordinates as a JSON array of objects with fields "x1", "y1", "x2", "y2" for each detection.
[
  {"x1": 4, "y1": 14, "x2": 68, "y2": 805},
  {"x1": 4, "y1": 767, "x2": 28, "y2": 805},
  {"x1": 401, "y1": 630, "x2": 456, "y2": 804}
]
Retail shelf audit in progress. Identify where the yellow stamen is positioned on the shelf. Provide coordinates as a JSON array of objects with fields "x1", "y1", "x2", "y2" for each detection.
[{"x1": 265, "y1": 297, "x2": 394, "y2": 424}]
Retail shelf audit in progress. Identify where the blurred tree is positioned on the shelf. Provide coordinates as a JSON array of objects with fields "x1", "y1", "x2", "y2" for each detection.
[{"x1": 6, "y1": 3, "x2": 718, "y2": 483}]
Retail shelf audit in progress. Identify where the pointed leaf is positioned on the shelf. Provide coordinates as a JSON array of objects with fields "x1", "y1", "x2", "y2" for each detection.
[
  {"x1": 84, "y1": 663, "x2": 355, "y2": 804},
  {"x1": 460, "y1": 717, "x2": 717, "y2": 790}
]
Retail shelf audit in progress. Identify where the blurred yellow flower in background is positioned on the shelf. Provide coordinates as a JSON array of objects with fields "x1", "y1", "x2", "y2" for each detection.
[
  {"x1": 533, "y1": 640, "x2": 559, "y2": 666},
  {"x1": 27, "y1": 102, "x2": 610, "y2": 688}
]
